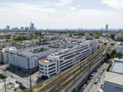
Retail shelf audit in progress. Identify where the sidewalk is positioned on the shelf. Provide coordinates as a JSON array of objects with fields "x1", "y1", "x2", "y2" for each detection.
[
  {"x1": 99, "y1": 88, "x2": 103, "y2": 92},
  {"x1": 0, "y1": 82, "x2": 4, "y2": 91}
]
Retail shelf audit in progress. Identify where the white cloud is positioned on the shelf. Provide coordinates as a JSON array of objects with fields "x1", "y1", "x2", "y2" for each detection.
[
  {"x1": 101, "y1": 0, "x2": 123, "y2": 9},
  {"x1": 56, "y1": 0, "x2": 74, "y2": 6},
  {"x1": 69, "y1": 7, "x2": 76, "y2": 11},
  {"x1": 0, "y1": 3, "x2": 56, "y2": 14},
  {"x1": 0, "y1": 2, "x2": 123, "y2": 29}
]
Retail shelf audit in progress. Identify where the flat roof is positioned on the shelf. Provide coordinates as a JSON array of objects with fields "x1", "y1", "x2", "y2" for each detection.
[
  {"x1": 52, "y1": 40, "x2": 95, "y2": 56},
  {"x1": 11, "y1": 45, "x2": 60, "y2": 58},
  {"x1": 105, "y1": 72, "x2": 123, "y2": 86},
  {"x1": 110, "y1": 59, "x2": 123, "y2": 74},
  {"x1": 111, "y1": 62, "x2": 123, "y2": 74},
  {"x1": 40, "y1": 59, "x2": 51, "y2": 64}
]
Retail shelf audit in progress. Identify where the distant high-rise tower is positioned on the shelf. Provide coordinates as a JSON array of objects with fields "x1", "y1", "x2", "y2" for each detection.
[
  {"x1": 20, "y1": 27, "x2": 24, "y2": 31},
  {"x1": 6, "y1": 25, "x2": 10, "y2": 30},
  {"x1": 106, "y1": 24, "x2": 108, "y2": 31},
  {"x1": 30, "y1": 23, "x2": 35, "y2": 31}
]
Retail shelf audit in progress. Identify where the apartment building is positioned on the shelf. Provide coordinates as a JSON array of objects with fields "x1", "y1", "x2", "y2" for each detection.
[
  {"x1": 9, "y1": 46, "x2": 60, "y2": 73},
  {"x1": 39, "y1": 39, "x2": 99, "y2": 78}
]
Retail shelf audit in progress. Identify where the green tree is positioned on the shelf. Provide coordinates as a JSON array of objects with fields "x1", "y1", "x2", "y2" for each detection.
[
  {"x1": 111, "y1": 34, "x2": 115, "y2": 40},
  {"x1": 74, "y1": 32, "x2": 84, "y2": 36},
  {"x1": 70, "y1": 33, "x2": 72, "y2": 37},
  {"x1": 116, "y1": 38, "x2": 123, "y2": 42},
  {"x1": 115, "y1": 52, "x2": 122, "y2": 59},
  {"x1": 15, "y1": 36, "x2": 32, "y2": 41},
  {"x1": 6, "y1": 34, "x2": 11, "y2": 39}
]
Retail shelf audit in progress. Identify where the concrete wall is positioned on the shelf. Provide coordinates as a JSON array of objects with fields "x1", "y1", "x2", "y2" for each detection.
[{"x1": 68, "y1": 56, "x2": 105, "y2": 92}]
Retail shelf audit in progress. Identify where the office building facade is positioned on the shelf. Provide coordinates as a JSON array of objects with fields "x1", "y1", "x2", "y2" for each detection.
[{"x1": 39, "y1": 39, "x2": 99, "y2": 78}]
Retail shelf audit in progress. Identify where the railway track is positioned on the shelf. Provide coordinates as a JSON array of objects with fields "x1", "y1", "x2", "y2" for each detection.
[
  {"x1": 37, "y1": 46, "x2": 104, "y2": 92},
  {"x1": 58, "y1": 49, "x2": 103, "y2": 92}
]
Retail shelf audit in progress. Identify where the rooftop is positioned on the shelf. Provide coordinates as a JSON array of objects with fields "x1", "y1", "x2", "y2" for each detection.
[
  {"x1": 110, "y1": 58, "x2": 123, "y2": 74},
  {"x1": 105, "y1": 72, "x2": 123, "y2": 86},
  {"x1": 51, "y1": 40, "x2": 94, "y2": 56},
  {"x1": 40, "y1": 59, "x2": 51, "y2": 64},
  {"x1": 55, "y1": 49, "x2": 69, "y2": 56},
  {"x1": 117, "y1": 42, "x2": 123, "y2": 47},
  {"x1": 10, "y1": 45, "x2": 60, "y2": 58}
]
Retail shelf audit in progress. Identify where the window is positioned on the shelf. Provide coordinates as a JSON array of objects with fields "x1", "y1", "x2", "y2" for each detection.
[
  {"x1": 40, "y1": 71, "x2": 44, "y2": 74},
  {"x1": 40, "y1": 68, "x2": 44, "y2": 70},
  {"x1": 49, "y1": 64, "x2": 55, "y2": 67},
  {"x1": 50, "y1": 73, "x2": 56, "y2": 76},
  {"x1": 49, "y1": 67, "x2": 55, "y2": 71},
  {"x1": 49, "y1": 70, "x2": 55, "y2": 74}
]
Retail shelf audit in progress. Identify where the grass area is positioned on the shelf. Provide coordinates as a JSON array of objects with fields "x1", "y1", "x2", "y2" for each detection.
[
  {"x1": 7, "y1": 82, "x2": 14, "y2": 89},
  {"x1": 8, "y1": 82, "x2": 14, "y2": 85},
  {"x1": 23, "y1": 83, "x2": 43, "y2": 92}
]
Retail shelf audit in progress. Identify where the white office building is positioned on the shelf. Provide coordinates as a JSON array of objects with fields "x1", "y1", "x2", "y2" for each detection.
[
  {"x1": 0, "y1": 47, "x2": 17, "y2": 64},
  {"x1": 39, "y1": 39, "x2": 99, "y2": 78},
  {"x1": 9, "y1": 46, "x2": 59, "y2": 73}
]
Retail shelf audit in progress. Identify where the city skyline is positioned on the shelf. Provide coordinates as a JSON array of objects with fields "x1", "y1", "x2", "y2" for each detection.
[
  {"x1": 0, "y1": 0, "x2": 123, "y2": 29},
  {"x1": 1, "y1": 23, "x2": 111, "y2": 31}
]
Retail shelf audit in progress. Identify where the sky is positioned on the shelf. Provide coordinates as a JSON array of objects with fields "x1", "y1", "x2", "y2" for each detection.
[{"x1": 0, "y1": 0, "x2": 123, "y2": 29}]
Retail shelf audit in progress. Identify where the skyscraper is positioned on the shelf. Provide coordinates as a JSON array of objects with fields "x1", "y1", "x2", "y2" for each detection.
[
  {"x1": 106, "y1": 24, "x2": 108, "y2": 31},
  {"x1": 6, "y1": 25, "x2": 10, "y2": 30},
  {"x1": 20, "y1": 27, "x2": 24, "y2": 31},
  {"x1": 30, "y1": 23, "x2": 35, "y2": 31}
]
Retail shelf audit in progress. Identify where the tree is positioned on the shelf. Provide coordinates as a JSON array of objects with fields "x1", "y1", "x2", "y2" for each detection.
[
  {"x1": 116, "y1": 38, "x2": 123, "y2": 42},
  {"x1": 74, "y1": 32, "x2": 84, "y2": 36},
  {"x1": 15, "y1": 36, "x2": 32, "y2": 41},
  {"x1": 6, "y1": 34, "x2": 11, "y2": 39},
  {"x1": 95, "y1": 35, "x2": 99, "y2": 39},
  {"x1": 115, "y1": 52, "x2": 122, "y2": 59},
  {"x1": 112, "y1": 50, "x2": 116, "y2": 55},
  {"x1": 111, "y1": 34, "x2": 115, "y2": 40},
  {"x1": 70, "y1": 33, "x2": 72, "y2": 37}
]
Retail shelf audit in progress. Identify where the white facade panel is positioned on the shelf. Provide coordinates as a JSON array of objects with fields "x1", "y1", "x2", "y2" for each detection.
[{"x1": 39, "y1": 39, "x2": 99, "y2": 78}]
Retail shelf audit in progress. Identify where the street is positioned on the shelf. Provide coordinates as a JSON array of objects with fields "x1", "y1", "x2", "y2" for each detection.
[{"x1": 83, "y1": 63, "x2": 108, "y2": 92}]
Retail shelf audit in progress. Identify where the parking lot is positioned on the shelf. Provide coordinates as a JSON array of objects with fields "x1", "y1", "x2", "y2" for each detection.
[{"x1": 0, "y1": 64, "x2": 42, "y2": 92}]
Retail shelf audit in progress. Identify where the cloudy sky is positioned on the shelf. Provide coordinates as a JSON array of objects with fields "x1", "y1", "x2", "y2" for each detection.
[{"x1": 0, "y1": 0, "x2": 123, "y2": 29}]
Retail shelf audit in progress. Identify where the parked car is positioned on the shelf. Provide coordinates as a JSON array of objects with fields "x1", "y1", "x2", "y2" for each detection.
[
  {"x1": 11, "y1": 75, "x2": 16, "y2": 78},
  {"x1": 80, "y1": 86, "x2": 84, "y2": 92},
  {"x1": 16, "y1": 80, "x2": 20, "y2": 84},
  {"x1": 94, "y1": 77, "x2": 100, "y2": 84},
  {"x1": 100, "y1": 71, "x2": 103, "y2": 75},
  {"x1": 92, "y1": 72, "x2": 95, "y2": 77}
]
